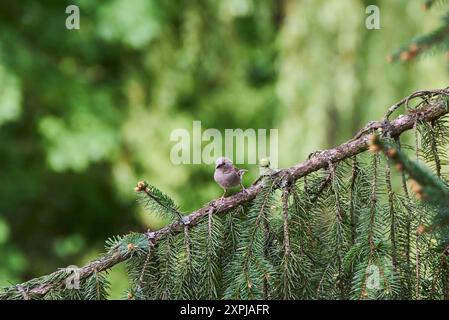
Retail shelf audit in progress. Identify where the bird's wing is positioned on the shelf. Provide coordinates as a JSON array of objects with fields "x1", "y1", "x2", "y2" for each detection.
[
  {"x1": 221, "y1": 165, "x2": 239, "y2": 174},
  {"x1": 222, "y1": 166, "x2": 238, "y2": 174}
]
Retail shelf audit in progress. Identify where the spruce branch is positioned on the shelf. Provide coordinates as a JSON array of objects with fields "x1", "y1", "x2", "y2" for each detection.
[
  {"x1": 349, "y1": 157, "x2": 359, "y2": 244},
  {"x1": 369, "y1": 133, "x2": 449, "y2": 232},
  {"x1": 135, "y1": 181, "x2": 184, "y2": 222},
  {"x1": 370, "y1": 133, "x2": 449, "y2": 298},
  {"x1": 2, "y1": 88, "x2": 449, "y2": 300},
  {"x1": 389, "y1": 7, "x2": 449, "y2": 63},
  {"x1": 385, "y1": 156, "x2": 398, "y2": 270}
]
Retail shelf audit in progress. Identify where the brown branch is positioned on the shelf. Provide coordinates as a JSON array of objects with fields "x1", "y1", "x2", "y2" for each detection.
[{"x1": 4, "y1": 89, "x2": 449, "y2": 299}]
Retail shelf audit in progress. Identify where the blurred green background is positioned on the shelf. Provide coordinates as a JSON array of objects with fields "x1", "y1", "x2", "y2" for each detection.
[{"x1": 0, "y1": 0, "x2": 447, "y2": 298}]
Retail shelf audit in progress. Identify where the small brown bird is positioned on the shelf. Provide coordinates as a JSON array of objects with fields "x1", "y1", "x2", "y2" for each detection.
[{"x1": 214, "y1": 157, "x2": 247, "y2": 198}]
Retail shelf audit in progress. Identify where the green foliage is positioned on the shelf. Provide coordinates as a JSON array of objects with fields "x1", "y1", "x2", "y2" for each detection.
[
  {"x1": 223, "y1": 184, "x2": 276, "y2": 299},
  {"x1": 345, "y1": 155, "x2": 399, "y2": 299},
  {"x1": 197, "y1": 212, "x2": 223, "y2": 299},
  {"x1": 373, "y1": 133, "x2": 449, "y2": 229},
  {"x1": 369, "y1": 118, "x2": 449, "y2": 298}
]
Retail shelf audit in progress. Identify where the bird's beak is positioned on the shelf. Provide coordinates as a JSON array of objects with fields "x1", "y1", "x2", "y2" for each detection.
[{"x1": 216, "y1": 162, "x2": 224, "y2": 169}]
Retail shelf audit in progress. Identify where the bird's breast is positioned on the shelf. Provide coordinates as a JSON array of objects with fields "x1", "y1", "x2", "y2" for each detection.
[{"x1": 214, "y1": 169, "x2": 241, "y2": 188}]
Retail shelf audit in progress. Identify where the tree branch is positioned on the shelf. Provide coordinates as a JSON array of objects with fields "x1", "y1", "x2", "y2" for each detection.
[{"x1": 3, "y1": 88, "x2": 449, "y2": 299}]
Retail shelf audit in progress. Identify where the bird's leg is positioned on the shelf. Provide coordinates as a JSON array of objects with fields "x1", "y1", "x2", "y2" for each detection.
[
  {"x1": 217, "y1": 188, "x2": 227, "y2": 204},
  {"x1": 240, "y1": 183, "x2": 247, "y2": 194}
]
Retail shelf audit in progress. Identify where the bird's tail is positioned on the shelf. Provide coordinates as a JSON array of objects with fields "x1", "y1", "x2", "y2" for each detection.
[{"x1": 238, "y1": 169, "x2": 248, "y2": 177}]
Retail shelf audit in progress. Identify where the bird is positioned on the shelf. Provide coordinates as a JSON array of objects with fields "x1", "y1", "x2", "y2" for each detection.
[{"x1": 214, "y1": 157, "x2": 247, "y2": 198}]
